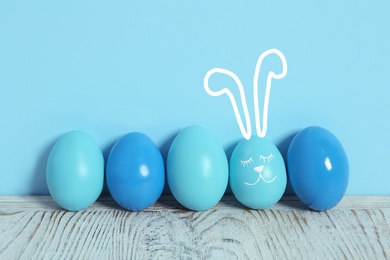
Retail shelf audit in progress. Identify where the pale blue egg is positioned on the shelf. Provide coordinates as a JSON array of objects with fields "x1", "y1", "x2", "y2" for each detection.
[
  {"x1": 167, "y1": 126, "x2": 228, "y2": 211},
  {"x1": 46, "y1": 131, "x2": 104, "y2": 211},
  {"x1": 230, "y1": 137, "x2": 287, "y2": 209}
]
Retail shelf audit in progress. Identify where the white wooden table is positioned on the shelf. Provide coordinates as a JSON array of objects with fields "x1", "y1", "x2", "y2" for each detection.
[{"x1": 0, "y1": 195, "x2": 389, "y2": 259}]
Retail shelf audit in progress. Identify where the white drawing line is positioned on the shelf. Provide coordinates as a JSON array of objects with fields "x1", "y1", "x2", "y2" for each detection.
[
  {"x1": 240, "y1": 157, "x2": 254, "y2": 167},
  {"x1": 204, "y1": 49, "x2": 287, "y2": 139},
  {"x1": 253, "y1": 49, "x2": 288, "y2": 138},
  {"x1": 244, "y1": 174, "x2": 262, "y2": 186},
  {"x1": 260, "y1": 174, "x2": 277, "y2": 184},
  {"x1": 244, "y1": 164, "x2": 278, "y2": 185},
  {"x1": 244, "y1": 173, "x2": 277, "y2": 186},
  {"x1": 204, "y1": 68, "x2": 251, "y2": 140},
  {"x1": 259, "y1": 153, "x2": 275, "y2": 162}
]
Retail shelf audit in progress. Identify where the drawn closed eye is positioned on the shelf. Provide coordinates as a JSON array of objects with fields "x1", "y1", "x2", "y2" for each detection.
[
  {"x1": 260, "y1": 153, "x2": 274, "y2": 162},
  {"x1": 240, "y1": 157, "x2": 254, "y2": 167}
]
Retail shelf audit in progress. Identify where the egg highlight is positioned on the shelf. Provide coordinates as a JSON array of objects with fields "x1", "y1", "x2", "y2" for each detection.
[
  {"x1": 106, "y1": 132, "x2": 165, "y2": 211},
  {"x1": 287, "y1": 126, "x2": 349, "y2": 211}
]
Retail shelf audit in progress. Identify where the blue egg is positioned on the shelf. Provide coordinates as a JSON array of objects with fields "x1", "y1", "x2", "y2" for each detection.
[
  {"x1": 46, "y1": 131, "x2": 104, "y2": 211},
  {"x1": 230, "y1": 137, "x2": 287, "y2": 209},
  {"x1": 287, "y1": 126, "x2": 349, "y2": 211},
  {"x1": 167, "y1": 126, "x2": 228, "y2": 211},
  {"x1": 106, "y1": 132, "x2": 165, "y2": 211}
]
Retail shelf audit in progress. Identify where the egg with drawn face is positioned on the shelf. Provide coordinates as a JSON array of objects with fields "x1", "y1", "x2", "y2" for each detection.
[{"x1": 230, "y1": 137, "x2": 287, "y2": 209}]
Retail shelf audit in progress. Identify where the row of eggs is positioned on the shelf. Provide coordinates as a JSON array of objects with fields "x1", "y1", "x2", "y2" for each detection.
[{"x1": 46, "y1": 126, "x2": 349, "y2": 212}]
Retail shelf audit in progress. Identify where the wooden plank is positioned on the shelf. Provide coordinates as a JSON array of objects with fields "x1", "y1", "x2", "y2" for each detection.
[
  {"x1": 0, "y1": 196, "x2": 389, "y2": 259},
  {"x1": 1, "y1": 195, "x2": 389, "y2": 212}
]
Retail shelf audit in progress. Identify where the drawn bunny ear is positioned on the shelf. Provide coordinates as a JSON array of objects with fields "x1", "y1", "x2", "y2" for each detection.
[
  {"x1": 253, "y1": 49, "x2": 288, "y2": 138},
  {"x1": 204, "y1": 48, "x2": 287, "y2": 140},
  {"x1": 204, "y1": 68, "x2": 252, "y2": 140}
]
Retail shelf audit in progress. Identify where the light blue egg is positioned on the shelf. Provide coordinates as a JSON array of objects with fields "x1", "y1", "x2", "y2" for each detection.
[
  {"x1": 46, "y1": 131, "x2": 104, "y2": 211},
  {"x1": 230, "y1": 137, "x2": 287, "y2": 209},
  {"x1": 167, "y1": 126, "x2": 228, "y2": 211}
]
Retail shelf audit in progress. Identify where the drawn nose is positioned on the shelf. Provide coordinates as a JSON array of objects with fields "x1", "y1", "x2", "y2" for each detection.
[{"x1": 253, "y1": 165, "x2": 264, "y2": 173}]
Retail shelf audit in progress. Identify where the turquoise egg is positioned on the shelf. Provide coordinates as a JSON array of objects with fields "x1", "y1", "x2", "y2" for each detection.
[
  {"x1": 230, "y1": 137, "x2": 287, "y2": 209},
  {"x1": 46, "y1": 131, "x2": 104, "y2": 211},
  {"x1": 167, "y1": 126, "x2": 228, "y2": 211}
]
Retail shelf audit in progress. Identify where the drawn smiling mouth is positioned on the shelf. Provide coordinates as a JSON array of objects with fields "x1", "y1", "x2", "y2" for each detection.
[{"x1": 244, "y1": 165, "x2": 277, "y2": 186}]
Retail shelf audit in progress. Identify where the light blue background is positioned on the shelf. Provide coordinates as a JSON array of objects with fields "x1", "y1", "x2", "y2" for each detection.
[{"x1": 1, "y1": 1, "x2": 389, "y2": 195}]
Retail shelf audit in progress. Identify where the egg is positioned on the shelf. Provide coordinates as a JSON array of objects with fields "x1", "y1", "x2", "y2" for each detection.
[
  {"x1": 287, "y1": 126, "x2": 349, "y2": 211},
  {"x1": 230, "y1": 137, "x2": 287, "y2": 209},
  {"x1": 106, "y1": 132, "x2": 165, "y2": 211},
  {"x1": 167, "y1": 126, "x2": 228, "y2": 211},
  {"x1": 46, "y1": 131, "x2": 104, "y2": 211}
]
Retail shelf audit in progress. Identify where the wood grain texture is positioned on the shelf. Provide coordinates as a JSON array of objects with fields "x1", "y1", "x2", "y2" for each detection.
[{"x1": 0, "y1": 196, "x2": 389, "y2": 259}]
